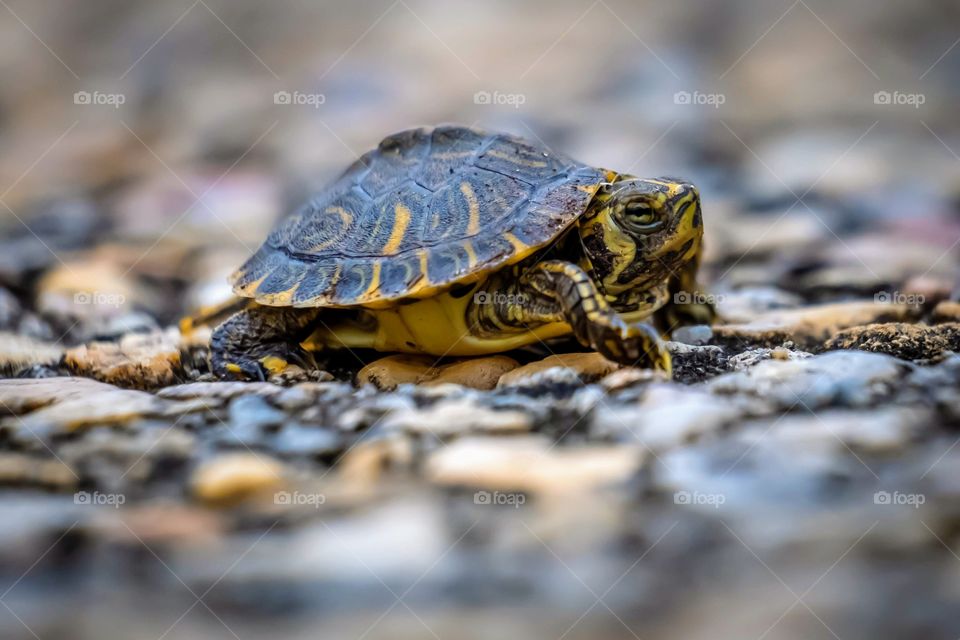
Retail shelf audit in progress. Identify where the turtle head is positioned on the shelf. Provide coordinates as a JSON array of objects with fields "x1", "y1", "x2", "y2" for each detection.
[{"x1": 579, "y1": 177, "x2": 703, "y2": 297}]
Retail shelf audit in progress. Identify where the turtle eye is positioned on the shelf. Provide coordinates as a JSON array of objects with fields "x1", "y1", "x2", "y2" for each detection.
[{"x1": 622, "y1": 200, "x2": 663, "y2": 233}]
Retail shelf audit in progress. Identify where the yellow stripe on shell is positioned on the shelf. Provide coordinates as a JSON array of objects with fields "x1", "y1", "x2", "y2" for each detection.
[
  {"x1": 359, "y1": 261, "x2": 382, "y2": 300},
  {"x1": 382, "y1": 203, "x2": 412, "y2": 254},
  {"x1": 485, "y1": 149, "x2": 548, "y2": 168},
  {"x1": 463, "y1": 241, "x2": 477, "y2": 269},
  {"x1": 503, "y1": 232, "x2": 527, "y2": 253},
  {"x1": 461, "y1": 182, "x2": 480, "y2": 235}
]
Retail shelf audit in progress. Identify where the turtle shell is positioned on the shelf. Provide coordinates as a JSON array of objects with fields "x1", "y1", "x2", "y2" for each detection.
[{"x1": 231, "y1": 125, "x2": 609, "y2": 307}]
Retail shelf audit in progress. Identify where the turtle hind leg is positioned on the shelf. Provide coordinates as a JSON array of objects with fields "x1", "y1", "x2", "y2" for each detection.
[{"x1": 210, "y1": 305, "x2": 321, "y2": 380}]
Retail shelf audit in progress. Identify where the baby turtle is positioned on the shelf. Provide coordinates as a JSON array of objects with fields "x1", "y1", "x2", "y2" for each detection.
[{"x1": 209, "y1": 125, "x2": 713, "y2": 379}]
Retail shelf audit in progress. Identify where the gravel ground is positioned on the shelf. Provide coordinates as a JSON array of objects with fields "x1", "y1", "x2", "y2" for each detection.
[{"x1": 0, "y1": 1, "x2": 959, "y2": 639}]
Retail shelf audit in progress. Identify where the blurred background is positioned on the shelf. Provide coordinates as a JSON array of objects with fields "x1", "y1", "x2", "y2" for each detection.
[{"x1": 0, "y1": 1, "x2": 958, "y2": 639}]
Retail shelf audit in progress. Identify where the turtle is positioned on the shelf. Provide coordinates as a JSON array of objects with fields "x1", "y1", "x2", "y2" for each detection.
[{"x1": 207, "y1": 125, "x2": 714, "y2": 380}]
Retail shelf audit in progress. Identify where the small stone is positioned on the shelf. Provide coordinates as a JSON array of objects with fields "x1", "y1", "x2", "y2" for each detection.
[
  {"x1": 356, "y1": 355, "x2": 439, "y2": 389},
  {"x1": 85, "y1": 311, "x2": 159, "y2": 341},
  {"x1": 426, "y1": 436, "x2": 642, "y2": 494},
  {"x1": 0, "y1": 453, "x2": 77, "y2": 489},
  {"x1": 0, "y1": 376, "x2": 190, "y2": 433},
  {"x1": 190, "y1": 453, "x2": 286, "y2": 505},
  {"x1": 0, "y1": 377, "x2": 120, "y2": 414},
  {"x1": 273, "y1": 424, "x2": 341, "y2": 457},
  {"x1": 274, "y1": 383, "x2": 328, "y2": 411},
  {"x1": 0, "y1": 332, "x2": 63, "y2": 376},
  {"x1": 8, "y1": 385, "x2": 163, "y2": 433},
  {"x1": 931, "y1": 301, "x2": 960, "y2": 324},
  {"x1": 64, "y1": 330, "x2": 182, "y2": 389},
  {"x1": 710, "y1": 350, "x2": 912, "y2": 409},
  {"x1": 228, "y1": 395, "x2": 286, "y2": 432},
  {"x1": 823, "y1": 323, "x2": 960, "y2": 361},
  {"x1": 356, "y1": 354, "x2": 519, "y2": 390},
  {"x1": 425, "y1": 355, "x2": 519, "y2": 390},
  {"x1": 672, "y1": 324, "x2": 713, "y2": 345},
  {"x1": 157, "y1": 381, "x2": 284, "y2": 402},
  {"x1": 769, "y1": 408, "x2": 928, "y2": 453},
  {"x1": 338, "y1": 433, "x2": 414, "y2": 485},
  {"x1": 727, "y1": 347, "x2": 812, "y2": 370},
  {"x1": 35, "y1": 258, "x2": 142, "y2": 327},
  {"x1": 713, "y1": 301, "x2": 921, "y2": 350},
  {"x1": 714, "y1": 286, "x2": 804, "y2": 323},
  {"x1": 600, "y1": 367, "x2": 661, "y2": 391},
  {"x1": 497, "y1": 353, "x2": 620, "y2": 387},
  {"x1": 902, "y1": 274, "x2": 952, "y2": 306},
  {"x1": 383, "y1": 397, "x2": 532, "y2": 437},
  {"x1": 593, "y1": 384, "x2": 740, "y2": 450}
]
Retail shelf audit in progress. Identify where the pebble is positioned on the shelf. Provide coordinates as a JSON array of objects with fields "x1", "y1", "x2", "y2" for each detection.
[
  {"x1": 382, "y1": 397, "x2": 532, "y2": 437},
  {"x1": 35, "y1": 258, "x2": 140, "y2": 323},
  {"x1": 931, "y1": 301, "x2": 960, "y2": 323},
  {"x1": 726, "y1": 347, "x2": 812, "y2": 370},
  {"x1": 713, "y1": 286, "x2": 804, "y2": 323},
  {"x1": 157, "y1": 380, "x2": 285, "y2": 402},
  {"x1": 0, "y1": 376, "x2": 141, "y2": 415},
  {"x1": 767, "y1": 407, "x2": 929, "y2": 454},
  {"x1": 0, "y1": 452, "x2": 77, "y2": 489},
  {"x1": 710, "y1": 350, "x2": 912, "y2": 409},
  {"x1": 712, "y1": 300, "x2": 921, "y2": 350},
  {"x1": 190, "y1": 453, "x2": 287, "y2": 505},
  {"x1": 672, "y1": 324, "x2": 714, "y2": 345},
  {"x1": 64, "y1": 330, "x2": 182, "y2": 389},
  {"x1": 593, "y1": 384, "x2": 740, "y2": 451},
  {"x1": 497, "y1": 353, "x2": 620, "y2": 387},
  {"x1": 0, "y1": 332, "x2": 63, "y2": 376},
  {"x1": 338, "y1": 433, "x2": 415, "y2": 485},
  {"x1": 426, "y1": 436, "x2": 642, "y2": 494},
  {"x1": 356, "y1": 354, "x2": 519, "y2": 390},
  {"x1": 600, "y1": 367, "x2": 662, "y2": 391},
  {"x1": 228, "y1": 395, "x2": 286, "y2": 432},
  {"x1": 824, "y1": 322, "x2": 960, "y2": 361},
  {"x1": 273, "y1": 424, "x2": 341, "y2": 457}
]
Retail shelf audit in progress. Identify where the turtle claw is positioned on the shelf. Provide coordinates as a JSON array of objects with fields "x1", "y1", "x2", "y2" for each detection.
[
  {"x1": 213, "y1": 356, "x2": 267, "y2": 381},
  {"x1": 587, "y1": 317, "x2": 671, "y2": 372},
  {"x1": 213, "y1": 344, "x2": 315, "y2": 381}
]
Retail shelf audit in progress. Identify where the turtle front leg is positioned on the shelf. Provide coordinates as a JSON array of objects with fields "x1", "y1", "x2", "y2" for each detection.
[
  {"x1": 474, "y1": 260, "x2": 671, "y2": 371},
  {"x1": 210, "y1": 305, "x2": 320, "y2": 380}
]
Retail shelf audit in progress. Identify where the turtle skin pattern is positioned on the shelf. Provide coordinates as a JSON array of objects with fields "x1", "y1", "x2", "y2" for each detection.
[{"x1": 231, "y1": 126, "x2": 608, "y2": 307}]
